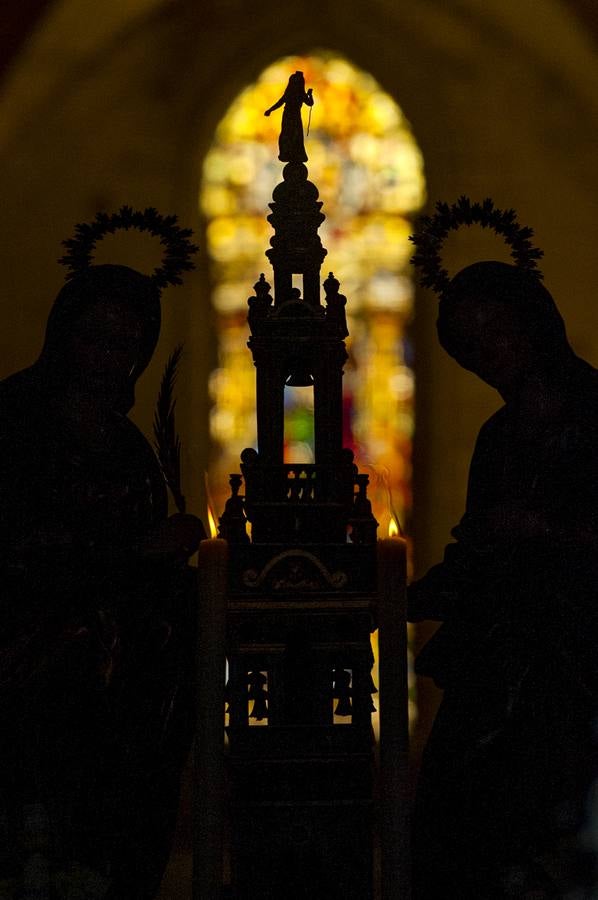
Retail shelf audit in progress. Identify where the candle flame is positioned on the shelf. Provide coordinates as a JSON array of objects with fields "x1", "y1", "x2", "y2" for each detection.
[
  {"x1": 204, "y1": 470, "x2": 219, "y2": 538},
  {"x1": 388, "y1": 517, "x2": 399, "y2": 538},
  {"x1": 207, "y1": 504, "x2": 218, "y2": 539}
]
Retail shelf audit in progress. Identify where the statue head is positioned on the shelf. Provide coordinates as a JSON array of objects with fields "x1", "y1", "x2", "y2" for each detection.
[
  {"x1": 437, "y1": 261, "x2": 571, "y2": 392},
  {"x1": 409, "y1": 198, "x2": 576, "y2": 394},
  {"x1": 40, "y1": 264, "x2": 161, "y2": 413},
  {"x1": 286, "y1": 71, "x2": 306, "y2": 97},
  {"x1": 42, "y1": 206, "x2": 197, "y2": 413}
]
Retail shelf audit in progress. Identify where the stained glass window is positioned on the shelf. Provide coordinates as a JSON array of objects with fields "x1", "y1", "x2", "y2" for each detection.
[{"x1": 201, "y1": 53, "x2": 426, "y2": 723}]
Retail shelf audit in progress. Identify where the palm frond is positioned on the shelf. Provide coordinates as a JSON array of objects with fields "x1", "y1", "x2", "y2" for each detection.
[{"x1": 153, "y1": 344, "x2": 186, "y2": 513}]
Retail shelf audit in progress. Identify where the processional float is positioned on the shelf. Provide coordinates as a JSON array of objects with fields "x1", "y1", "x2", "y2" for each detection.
[{"x1": 194, "y1": 73, "x2": 409, "y2": 899}]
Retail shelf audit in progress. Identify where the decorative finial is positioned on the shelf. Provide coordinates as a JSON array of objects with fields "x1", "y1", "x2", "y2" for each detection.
[
  {"x1": 247, "y1": 272, "x2": 273, "y2": 324},
  {"x1": 323, "y1": 272, "x2": 348, "y2": 337},
  {"x1": 255, "y1": 273, "x2": 272, "y2": 298}
]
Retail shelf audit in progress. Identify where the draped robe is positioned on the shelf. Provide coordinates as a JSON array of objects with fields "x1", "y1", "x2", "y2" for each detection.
[
  {"x1": 0, "y1": 363, "x2": 195, "y2": 899},
  {"x1": 412, "y1": 369, "x2": 598, "y2": 897}
]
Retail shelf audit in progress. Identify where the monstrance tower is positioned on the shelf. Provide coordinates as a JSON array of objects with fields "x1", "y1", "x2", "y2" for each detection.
[{"x1": 210, "y1": 72, "x2": 407, "y2": 899}]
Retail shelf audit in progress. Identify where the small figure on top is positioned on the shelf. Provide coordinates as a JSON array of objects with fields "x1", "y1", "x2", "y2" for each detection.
[{"x1": 264, "y1": 71, "x2": 314, "y2": 163}]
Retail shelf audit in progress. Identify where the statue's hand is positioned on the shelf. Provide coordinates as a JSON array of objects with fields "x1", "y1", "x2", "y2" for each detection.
[
  {"x1": 169, "y1": 513, "x2": 207, "y2": 556},
  {"x1": 407, "y1": 563, "x2": 460, "y2": 622},
  {"x1": 141, "y1": 514, "x2": 206, "y2": 561}
]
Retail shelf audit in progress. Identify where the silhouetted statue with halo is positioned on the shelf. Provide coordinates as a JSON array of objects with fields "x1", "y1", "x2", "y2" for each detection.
[
  {"x1": 408, "y1": 197, "x2": 598, "y2": 897},
  {"x1": 264, "y1": 70, "x2": 314, "y2": 163},
  {"x1": 0, "y1": 208, "x2": 204, "y2": 898}
]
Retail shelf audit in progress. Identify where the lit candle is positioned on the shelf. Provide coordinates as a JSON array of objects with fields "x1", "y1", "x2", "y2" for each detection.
[
  {"x1": 377, "y1": 522, "x2": 409, "y2": 900},
  {"x1": 193, "y1": 535, "x2": 228, "y2": 900}
]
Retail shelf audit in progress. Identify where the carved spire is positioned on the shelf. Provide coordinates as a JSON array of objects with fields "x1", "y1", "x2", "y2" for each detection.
[{"x1": 266, "y1": 162, "x2": 327, "y2": 307}]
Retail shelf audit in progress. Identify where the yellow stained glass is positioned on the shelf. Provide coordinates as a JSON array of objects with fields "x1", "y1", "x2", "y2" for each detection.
[{"x1": 201, "y1": 51, "x2": 425, "y2": 539}]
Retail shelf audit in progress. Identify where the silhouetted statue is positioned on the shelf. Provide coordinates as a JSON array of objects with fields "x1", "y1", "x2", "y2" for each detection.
[
  {"x1": 264, "y1": 70, "x2": 314, "y2": 163},
  {"x1": 409, "y1": 199, "x2": 598, "y2": 897},
  {"x1": 0, "y1": 209, "x2": 203, "y2": 898},
  {"x1": 323, "y1": 272, "x2": 349, "y2": 337}
]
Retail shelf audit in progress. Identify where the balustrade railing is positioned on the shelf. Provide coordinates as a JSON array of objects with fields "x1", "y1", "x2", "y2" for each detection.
[{"x1": 242, "y1": 462, "x2": 356, "y2": 507}]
